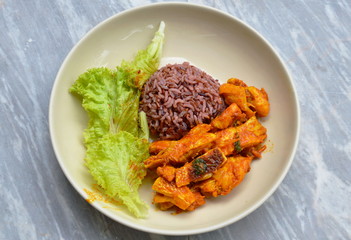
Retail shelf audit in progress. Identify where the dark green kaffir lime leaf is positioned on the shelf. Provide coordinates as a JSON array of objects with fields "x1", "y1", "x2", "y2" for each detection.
[
  {"x1": 192, "y1": 158, "x2": 207, "y2": 175},
  {"x1": 234, "y1": 140, "x2": 242, "y2": 152}
]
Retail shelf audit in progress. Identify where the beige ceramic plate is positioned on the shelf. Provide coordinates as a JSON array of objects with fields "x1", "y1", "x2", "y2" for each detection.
[{"x1": 49, "y1": 2, "x2": 300, "y2": 235}]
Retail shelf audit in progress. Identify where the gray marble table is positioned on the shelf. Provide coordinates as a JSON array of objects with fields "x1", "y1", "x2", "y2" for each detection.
[{"x1": 1, "y1": 0, "x2": 350, "y2": 239}]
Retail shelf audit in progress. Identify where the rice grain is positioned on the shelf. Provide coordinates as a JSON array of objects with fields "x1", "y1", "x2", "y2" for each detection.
[{"x1": 139, "y1": 62, "x2": 225, "y2": 140}]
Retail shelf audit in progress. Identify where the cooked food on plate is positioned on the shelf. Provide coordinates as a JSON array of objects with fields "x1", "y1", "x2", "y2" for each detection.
[
  {"x1": 70, "y1": 20, "x2": 270, "y2": 217},
  {"x1": 146, "y1": 82, "x2": 269, "y2": 212},
  {"x1": 139, "y1": 62, "x2": 225, "y2": 140}
]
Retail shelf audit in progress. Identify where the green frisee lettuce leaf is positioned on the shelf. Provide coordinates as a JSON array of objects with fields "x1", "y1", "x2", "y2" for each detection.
[
  {"x1": 86, "y1": 132, "x2": 149, "y2": 217},
  {"x1": 69, "y1": 21, "x2": 165, "y2": 218}
]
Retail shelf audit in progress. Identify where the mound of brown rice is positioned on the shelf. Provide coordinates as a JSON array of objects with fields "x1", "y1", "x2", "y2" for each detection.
[{"x1": 139, "y1": 62, "x2": 225, "y2": 140}]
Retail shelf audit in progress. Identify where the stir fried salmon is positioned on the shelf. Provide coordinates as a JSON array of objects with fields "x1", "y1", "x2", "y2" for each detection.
[
  {"x1": 146, "y1": 77, "x2": 270, "y2": 214},
  {"x1": 144, "y1": 132, "x2": 217, "y2": 169},
  {"x1": 148, "y1": 124, "x2": 213, "y2": 156},
  {"x1": 153, "y1": 193, "x2": 175, "y2": 210},
  {"x1": 197, "y1": 155, "x2": 253, "y2": 197},
  {"x1": 156, "y1": 165, "x2": 176, "y2": 182},
  {"x1": 211, "y1": 103, "x2": 246, "y2": 129},
  {"x1": 246, "y1": 86, "x2": 270, "y2": 117},
  {"x1": 236, "y1": 116, "x2": 267, "y2": 148},
  {"x1": 227, "y1": 78, "x2": 248, "y2": 87},
  {"x1": 175, "y1": 148, "x2": 227, "y2": 187},
  {"x1": 213, "y1": 116, "x2": 267, "y2": 156},
  {"x1": 153, "y1": 191, "x2": 206, "y2": 212},
  {"x1": 220, "y1": 78, "x2": 270, "y2": 118},
  {"x1": 149, "y1": 140, "x2": 174, "y2": 155},
  {"x1": 152, "y1": 177, "x2": 197, "y2": 210},
  {"x1": 220, "y1": 83, "x2": 256, "y2": 118}
]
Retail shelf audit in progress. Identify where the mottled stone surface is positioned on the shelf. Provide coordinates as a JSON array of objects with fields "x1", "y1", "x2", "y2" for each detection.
[{"x1": 1, "y1": 0, "x2": 350, "y2": 239}]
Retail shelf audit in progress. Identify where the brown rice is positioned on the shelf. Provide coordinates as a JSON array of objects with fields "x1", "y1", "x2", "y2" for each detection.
[{"x1": 139, "y1": 62, "x2": 225, "y2": 140}]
